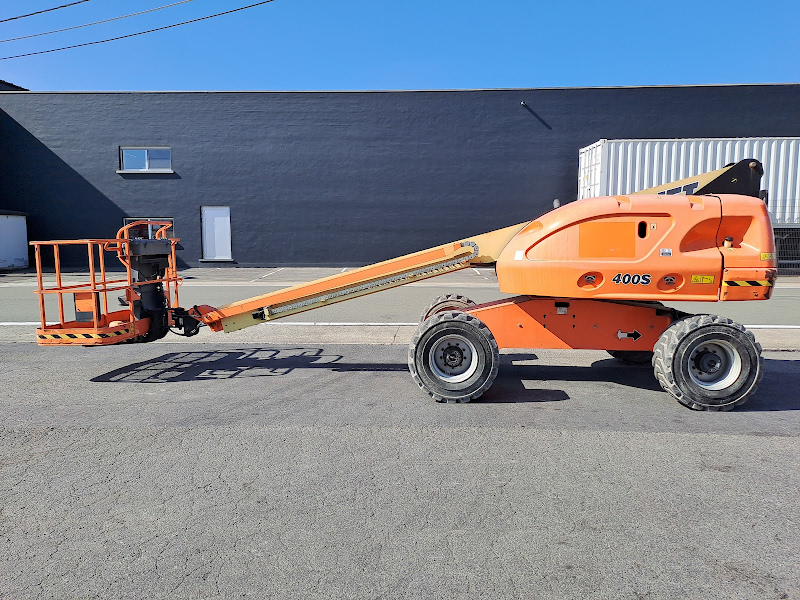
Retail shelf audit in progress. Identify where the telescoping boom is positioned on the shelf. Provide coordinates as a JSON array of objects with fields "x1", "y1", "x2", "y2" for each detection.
[{"x1": 31, "y1": 159, "x2": 776, "y2": 411}]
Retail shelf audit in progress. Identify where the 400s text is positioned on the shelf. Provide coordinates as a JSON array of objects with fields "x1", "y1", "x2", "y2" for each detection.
[{"x1": 612, "y1": 273, "x2": 652, "y2": 285}]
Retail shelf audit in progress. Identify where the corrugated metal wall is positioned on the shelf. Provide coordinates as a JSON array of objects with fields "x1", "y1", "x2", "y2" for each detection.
[
  {"x1": 577, "y1": 140, "x2": 604, "y2": 200},
  {"x1": 578, "y1": 138, "x2": 800, "y2": 226}
]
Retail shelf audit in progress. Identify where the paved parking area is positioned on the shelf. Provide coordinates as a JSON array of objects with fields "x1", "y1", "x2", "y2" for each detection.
[
  {"x1": 2, "y1": 342, "x2": 800, "y2": 599},
  {"x1": 1, "y1": 268, "x2": 799, "y2": 599}
]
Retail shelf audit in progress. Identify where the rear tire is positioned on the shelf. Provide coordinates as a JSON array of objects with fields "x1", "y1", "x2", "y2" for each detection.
[
  {"x1": 419, "y1": 294, "x2": 476, "y2": 322},
  {"x1": 409, "y1": 311, "x2": 499, "y2": 403},
  {"x1": 652, "y1": 315, "x2": 762, "y2": 411}
]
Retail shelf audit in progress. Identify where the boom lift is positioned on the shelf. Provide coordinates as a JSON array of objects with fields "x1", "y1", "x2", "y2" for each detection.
[{"x1": 31, "y1": 159, "x2": 776, "y2": 411}]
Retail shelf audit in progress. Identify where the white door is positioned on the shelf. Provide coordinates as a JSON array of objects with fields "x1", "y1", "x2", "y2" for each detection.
[
  {"x1": 201, "y1": 206, "x2": 232, "y2": 260},
  {"x1": 0, "y1": 215, "x2": 29, "y2": 268}
]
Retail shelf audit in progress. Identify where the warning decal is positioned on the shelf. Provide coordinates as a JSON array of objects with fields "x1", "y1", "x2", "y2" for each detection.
[{"x1": 690, "y1": 275, "x2": 715, "y2": 284}]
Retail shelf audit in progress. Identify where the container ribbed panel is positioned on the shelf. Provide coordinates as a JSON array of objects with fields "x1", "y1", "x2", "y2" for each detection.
[{"x1": 578, "y1": 138, "x2": 800, "y2": 225}]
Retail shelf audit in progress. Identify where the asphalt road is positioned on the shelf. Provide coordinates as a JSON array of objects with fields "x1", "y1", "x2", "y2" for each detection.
[
  {"x1": 2, "y1": 268, "x2": 799, "y2": 599},
  {"x1": 2, "y1": 340, "x2": 800, "y2": 599}
]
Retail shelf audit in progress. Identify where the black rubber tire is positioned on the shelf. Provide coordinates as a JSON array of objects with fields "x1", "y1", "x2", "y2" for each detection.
[
  {"x1": 652, "y1": 314, "x2": 763, "y2": 411},
  {"x1": 419, "y1": 294, "x2": 476, "y2": 322},
  {"x1": 408, "y1": 311, "x2": 499, "y2": 403},
  {"x1": 607, "y1": 350, "x2": 655, "y2": 365},
  {"x1": 138, "y1": 309, "x2": 169, "y2": 343}
]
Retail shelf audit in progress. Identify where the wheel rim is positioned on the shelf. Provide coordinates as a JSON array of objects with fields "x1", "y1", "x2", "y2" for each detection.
[
  {"x1": 687, "y1": 340, "x2": 742, "y2": 391},
  {"x1": 428, "y1": 334, "x2": 479, "y2": 384}
]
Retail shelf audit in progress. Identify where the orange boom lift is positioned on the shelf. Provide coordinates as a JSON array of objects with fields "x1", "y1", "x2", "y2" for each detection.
[{"x1": 32, "y1": 160, "x2": 776, "y2": 411}]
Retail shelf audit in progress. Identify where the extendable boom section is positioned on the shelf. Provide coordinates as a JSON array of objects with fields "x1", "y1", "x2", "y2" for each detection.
[{"x1": 198, "y1": 222, "x2": 529, "y2": 333}]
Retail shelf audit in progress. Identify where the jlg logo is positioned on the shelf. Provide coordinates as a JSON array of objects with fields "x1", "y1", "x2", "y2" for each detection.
[
  {"x1": 612, "y1": 273, "x2": 652, "y2": 285},
  {"x1": 658, "y1": 182, "x2": 699, "y2": 196}
]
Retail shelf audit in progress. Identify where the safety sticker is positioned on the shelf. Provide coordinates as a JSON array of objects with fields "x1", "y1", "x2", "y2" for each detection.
[
  {"x1": 514, "y1": 250, "x2": 524, "y2": 261},
  {"x1": 722, "y1": 280, "x2": 772, "y2": 287},
  {"x1": 690, "y1": 275, "x2": 715, "y2": 284},
  {"x1": 760, "y1": 252, "x2": 775, "y2": 261},
  {"x1": 660, "y1": 248, "x2": 672, "y2": 257}
]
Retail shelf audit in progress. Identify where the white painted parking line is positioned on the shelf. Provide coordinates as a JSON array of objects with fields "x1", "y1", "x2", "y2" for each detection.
[
  {"x1": 250, "y1": 267, "x2": 284, "y2": 282},
  {"x1": 3, "y1": 321, "x2": 799, "y2": 328},
  {"x1": 0, "y1": 321, "x2": 419, "y2": 327},
  {"x1": 743, "y1": 325, "x2": 800, "y2": 329},
  {"x1": 177, "y1": 281, "x2": 501, "y2": 288},
  {"x1": 262, "y1": 322, "x2": 418, "y2": 326}
]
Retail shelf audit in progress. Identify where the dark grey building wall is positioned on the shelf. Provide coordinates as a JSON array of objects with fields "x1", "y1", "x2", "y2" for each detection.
[
  {"x1": 1, "y1": 85, "x2": 799, "y2": 267},
  {"x1": 0, "y1": 80, "x2": 26, "y2": 91}
]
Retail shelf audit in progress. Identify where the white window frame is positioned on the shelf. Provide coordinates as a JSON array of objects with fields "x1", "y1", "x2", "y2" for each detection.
[{"x1": 117, "y1": 146, "x2": 173, "y2": 174}]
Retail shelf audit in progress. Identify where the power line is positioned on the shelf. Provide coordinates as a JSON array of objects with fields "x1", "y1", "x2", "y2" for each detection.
[
  {"x1": 0, "y1": 0, "x2": 277, "y2": 60},
  {"x1": 0, "y1": 0, "x2": 92, "y2": 24},
  {"x1": 0, "y1": 0, "x2": 197, "y2": 44}
]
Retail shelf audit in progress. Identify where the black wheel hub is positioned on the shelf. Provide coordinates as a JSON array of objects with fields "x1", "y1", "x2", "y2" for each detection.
[
  {"x1": 693, "y1": 349, "x2": 721, "y2": 374},
  {"x1": 442, "y1": 346, "x2": 465, "y2": 368}
]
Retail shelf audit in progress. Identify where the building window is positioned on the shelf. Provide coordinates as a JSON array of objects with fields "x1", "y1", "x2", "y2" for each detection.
[
  {"x1": 123, "y1": 217, "x2": 174, "y2": 239},
  {"x1": 118, "y1": 147, "x2": 172, "y2": 173}
]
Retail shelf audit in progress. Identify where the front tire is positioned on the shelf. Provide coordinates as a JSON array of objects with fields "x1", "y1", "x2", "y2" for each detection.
[
  {"x1": 652, "y1": 315, "x2": 763, "y2": 411},
  {"x1": 409, "y1": 311, "x2": 499, "y2": 403}
]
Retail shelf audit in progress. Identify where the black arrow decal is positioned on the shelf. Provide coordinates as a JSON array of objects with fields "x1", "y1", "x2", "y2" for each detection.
[{"x1": 617, "y1": 329, "x2": 642, "y2": 341}]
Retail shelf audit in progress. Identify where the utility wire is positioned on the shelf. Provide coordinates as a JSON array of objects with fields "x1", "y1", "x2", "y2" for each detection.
[
  {"x1": 1, "y1": 0, "x2": 197, "y2": 44},
  {"x1": 0, "y1": 0, "x2": 277, "y2": 60},
  {"x1": 0, "y1": 0, "x2": 92, "y2": 24}
]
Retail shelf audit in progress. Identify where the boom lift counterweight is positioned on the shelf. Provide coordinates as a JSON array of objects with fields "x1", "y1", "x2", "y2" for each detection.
[{"x1": 31, "y1": 160, "x2": 776, "y2": 411}]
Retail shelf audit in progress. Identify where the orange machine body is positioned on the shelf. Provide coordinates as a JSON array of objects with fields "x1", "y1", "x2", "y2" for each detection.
[
  {"x1": 30, "y1": 192, "x2": 776, "y2": 351},
  {"x1": 496, "y1": 193, "x2": 776, "y2": 302},
  {"x1": 465, "y1": 296, "x2": 675, "y2": 351},
  {"x1": 27, "y1": 161, "x2": 777, "y2": 410}
]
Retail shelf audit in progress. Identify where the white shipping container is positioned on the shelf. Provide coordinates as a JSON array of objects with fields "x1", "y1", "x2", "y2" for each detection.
[
  {"x1": 578, "y1": 138, "x2": 800, "y2": 226},
  {"x1": 0, "y1": 213, "x2": 29, "y2": 269}
]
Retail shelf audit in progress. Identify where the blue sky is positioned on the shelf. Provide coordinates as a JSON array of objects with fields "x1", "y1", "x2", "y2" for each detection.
[{"x1": 0, "y1": 0, "x2": 798, "y2": 91}]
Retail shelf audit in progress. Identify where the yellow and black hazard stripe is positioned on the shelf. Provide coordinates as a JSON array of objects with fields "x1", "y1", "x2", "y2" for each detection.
[
  {"x1": 722, "y1": 280, "x2": 772, "y2": 287},
  {"x1": 38, "y1": 329, "x2": 129, "y2": 340}
]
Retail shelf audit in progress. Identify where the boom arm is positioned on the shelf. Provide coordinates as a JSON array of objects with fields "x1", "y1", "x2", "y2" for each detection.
[{"x1": 196, "y1": 222, "x2": 529, "y2": 333}]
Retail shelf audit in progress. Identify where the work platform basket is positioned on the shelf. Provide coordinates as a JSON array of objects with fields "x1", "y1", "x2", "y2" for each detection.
[{"x1": 30, "y1": 221, "x2": 181, "y2": 345}]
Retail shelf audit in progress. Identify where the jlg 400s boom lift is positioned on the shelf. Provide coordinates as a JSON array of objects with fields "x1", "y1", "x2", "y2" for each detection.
[{"x1": 32, "y1": 159, "x2": 775, "y2": 411}]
